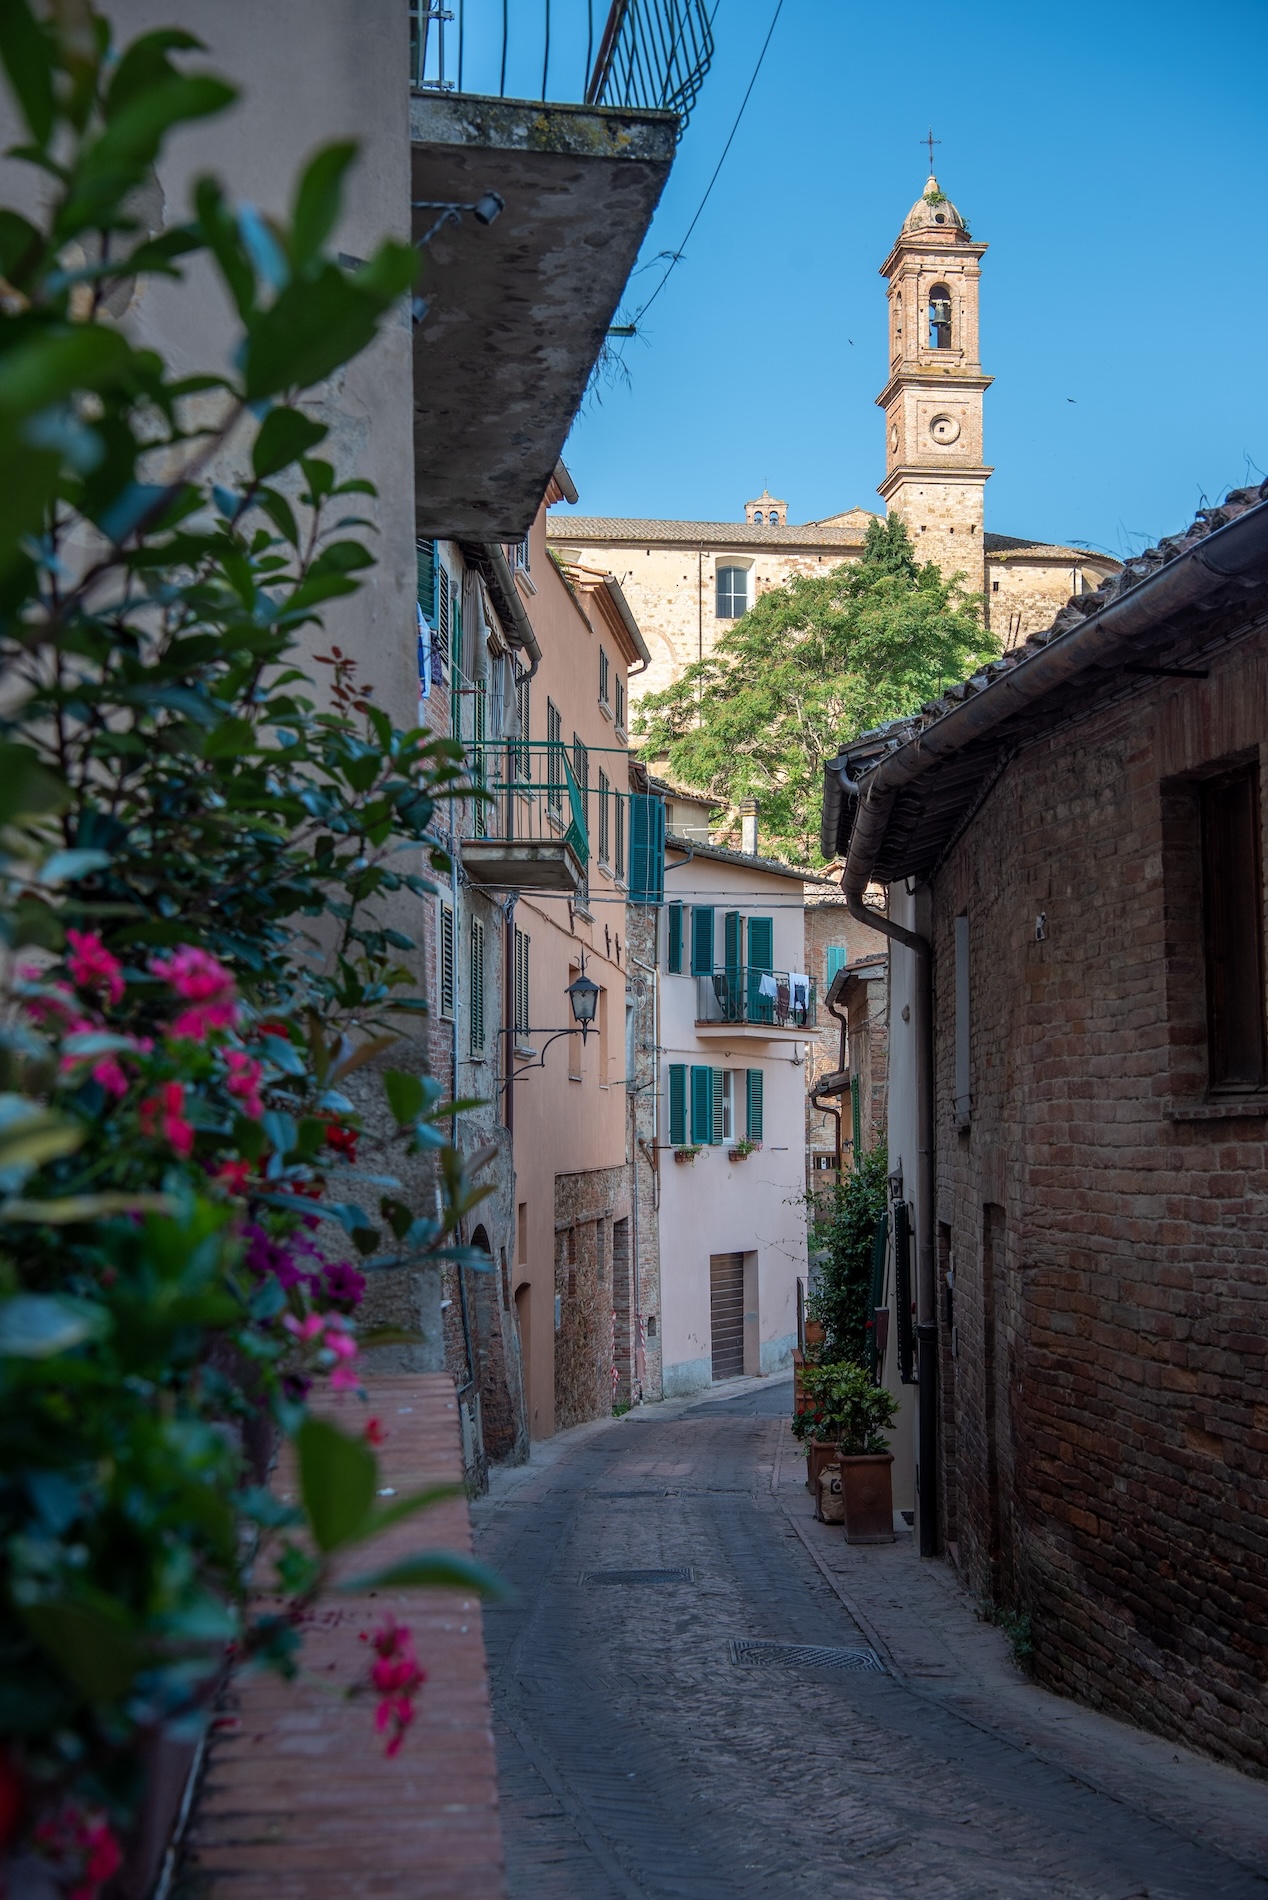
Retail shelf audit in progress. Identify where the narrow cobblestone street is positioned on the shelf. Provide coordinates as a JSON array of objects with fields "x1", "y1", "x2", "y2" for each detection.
[{"x1": 472, "y1": 1378, "x2": 1268, "y2": 1900}]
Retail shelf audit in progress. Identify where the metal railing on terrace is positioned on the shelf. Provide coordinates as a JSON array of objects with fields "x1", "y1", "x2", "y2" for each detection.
[
  {"x1": 409, "y1": 0, "x2": 715, "y2": 127},
  {"x1": 696, "y1": 967, "x2": 817, "y2": 1032}
]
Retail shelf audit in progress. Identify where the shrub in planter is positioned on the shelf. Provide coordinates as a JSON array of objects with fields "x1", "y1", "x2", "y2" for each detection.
[
  {"x1": 0, "y1": 10, "x2": 499, "y2": 1887},
  {"x1": 791, "y1": 1361, "x2": 898, "y2": 1528}
]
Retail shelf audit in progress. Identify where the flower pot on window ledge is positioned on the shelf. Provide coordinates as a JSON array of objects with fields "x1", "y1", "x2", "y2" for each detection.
[
  {"x1": 728, "y1": 1142, "x2": 758, "y2": 1161},
  {"x1": 837, "y1": 1450, "x2": 895, "y2": 1543},
  {"x1": 673, "y1": 1146, "x2": 701, "y2": 1164}
]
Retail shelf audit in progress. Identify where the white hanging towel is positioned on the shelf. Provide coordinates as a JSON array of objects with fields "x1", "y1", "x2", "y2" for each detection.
[
  {"x1": 417, "y1": 602, "x2": 432, "y2": 705},
  {"x1": 758, "y1": 973, "x2": 779, "y2": 1000}
]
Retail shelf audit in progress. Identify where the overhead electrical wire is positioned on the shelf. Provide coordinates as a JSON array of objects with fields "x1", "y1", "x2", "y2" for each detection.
[{"x1": 628, "y1": 0, "x2": 786, "y2": 331}]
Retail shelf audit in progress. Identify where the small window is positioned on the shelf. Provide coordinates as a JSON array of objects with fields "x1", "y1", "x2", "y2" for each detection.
[
  {"x1": 928, "y1": 282, "x2": 952, "y2": 350},
  {"x1": 615, "y1": 675, "x2": 626, "y2": 732},
  {"x1": 514, "y1": 927, "x2": 530, "y2": 1038},
  {"x1": 719, "y1": 1069, "x2": 735, "y2": 1142},
  {"x1": 599, "y1": 646, "x2": 610, "y2": 708},
  {"x1": 598, "y1": 769, "x2": 611, "y2": 864},
  {"x1": 469, "y1": 916, "x2": 485, "y2": 1054},
  {"x1": 825, "y1": 945, "x2": 847, "y2": 984},
  {"x1": 438, "y1": 902, "x2": 455, "y2": 1019},
  {"x1": 992, "y1": 580, "x2": 1000, "y2": 593},
  {"x1": 614, "y1": 790, "x2": 625, "y2": 880},
  {"x1": 1201, "y1": 765, "x2": 1266, "y2": 1089},
  {"x1": 716, "y1": 566, "x2": 748, "y2": 619},
  {"x1": 752, "y1": 512, "x2": 764, "y2": 525},
  {"x1": 690, "y1": 1064, "x2": 713, "y2": 1144}
]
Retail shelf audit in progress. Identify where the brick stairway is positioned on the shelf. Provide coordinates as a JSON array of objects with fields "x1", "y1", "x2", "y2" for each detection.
[{"x1": 182, "y1": 1374, "x2": 505, "y2": 1898}]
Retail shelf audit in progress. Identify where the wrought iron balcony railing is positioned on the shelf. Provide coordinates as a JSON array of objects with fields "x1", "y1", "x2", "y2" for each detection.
[
  {"x1": 696, "y1": 967, "x2": 817, "y2": 1032},
  {"x1": 409, "y1": 0, "x2": 714, "y2": 128}
]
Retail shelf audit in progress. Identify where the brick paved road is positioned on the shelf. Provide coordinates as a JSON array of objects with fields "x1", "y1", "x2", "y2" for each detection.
[{"x1": 473, "y1": 1381, "x2": 1268, "y2": 1900}]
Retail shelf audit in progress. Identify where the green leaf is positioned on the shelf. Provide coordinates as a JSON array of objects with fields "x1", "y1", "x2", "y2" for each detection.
[
  {"x1": 0, "y1": 208, "x2": 43, "y2": 288},
  {"x1": 0, "y1": 1293, "x2": 108, "y2": 1357},
  {"x1": 0, "y1": 326, "x2": 132, "y2": 418},
  {"x1": 358, "y1": 1481, "x2": 460, "y2": 1539},
  {"x1": 337, "y1": 1550, "x2": 506, "y2": 1598},
  {"x1": 252, "y1": 406, "x2": 328, "y2": 480},
  {"x1": 23, "y1": 1598, "x2": 142, "y2": 1703},
  {"x1": 291, "y1": 141, "x2": 358, "y2": 270},
  {"x1": 296, "y1": 1415, "x2": 376, "y2": 1553},
  {"x1": 202, "y1": 716, "x2": 255, "y2": 760},
  {"x1": 384, "y1": 1069, "x2": 425, "y2": 1126},
  {"x1": 0, "y1": 742, "x2": 69, "y2": 822},
  {"x1": 0, "y1": 1098, "x2": 82, "y2": 1172},
  {"x1": 104, "y1": 28, "x2": 206, "y2": 118},
  {"x1": 0, "y1": 1193, "x2": 174, "y2": 1224},
  {"x1": 0, "y1": 0, "x2": 54, "y2": 146},
  {"x1": 242, "y1": 246, "x2": 417, "y2": 400}
]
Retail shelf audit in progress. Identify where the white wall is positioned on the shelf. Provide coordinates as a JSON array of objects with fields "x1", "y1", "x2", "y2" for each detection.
[
  {"x1": 880, "y1": 884, "x2": 928, "y2": 1512},
  {"x1": 655, "y1": 855, "x2": 809, "y2": 1395}
]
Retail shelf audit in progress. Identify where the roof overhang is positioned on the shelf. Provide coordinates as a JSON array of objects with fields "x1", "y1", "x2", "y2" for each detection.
[{"x1": 410, "y1": 93, "x2": 676, "y2": 540}]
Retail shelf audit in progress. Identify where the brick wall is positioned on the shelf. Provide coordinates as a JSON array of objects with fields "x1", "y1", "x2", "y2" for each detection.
[{"x1": 931, "y1": 615, "x2": 1268, "y2": 1773}]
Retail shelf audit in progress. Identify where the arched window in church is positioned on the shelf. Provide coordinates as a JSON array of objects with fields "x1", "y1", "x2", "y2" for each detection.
[
  {"x1": 928, "y1": 283, "x2": 952, "y2": 350},
  {"x1": 752, "y1": 512, "x2": 764, "y2": 525}
]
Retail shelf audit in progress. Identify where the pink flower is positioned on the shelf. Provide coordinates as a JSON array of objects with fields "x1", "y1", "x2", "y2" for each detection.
[
  {"x1": 65, "y1": 931, "x2": 124, "y2": 1008},
  {"x1": 32, "y1": 1806, "x2": 121, "y2": 1900},
  {"x1": 212, "y1": 1158, "x2": 253, "y2": 1194},
  {"x1": 151, "y1": 946, "x2": 237, "y2": 1041},
  {"x1": 91, "y1": 1057, "x2": 129, "y2": 1099},
  {"x1": 282, "y1": 1312, "x2": 325, "y2": 1343},
  {"x1": 224, "y1": 1049, "x2": 264, "y2": 1118},
  {"x1": 361, "y1": 1619, "x2": 424, "y2": 1756},
  {"x1": 21, "y1": 979, "x2": 78, "y2": 1028},
  {"x1": 138, "y1": 1082, "x2": 194, "y2": 1156}
]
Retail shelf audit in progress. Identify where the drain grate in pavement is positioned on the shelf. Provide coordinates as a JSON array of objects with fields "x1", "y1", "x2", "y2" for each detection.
[
  {"x1": 594, "y1": 1490, "x2": 667, "y2": 1500},
  {"x1": 730, "y1": 1639, "x2": 885, "y2": 1673},
  {"x1": 581, "y1": 1567, "x2": 695, "y2": 1585}
]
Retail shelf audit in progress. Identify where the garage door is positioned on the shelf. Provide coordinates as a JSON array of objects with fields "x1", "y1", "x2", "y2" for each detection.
[{"x1": 710, "y1": 1253, "x2": 745, "y2": 1381}]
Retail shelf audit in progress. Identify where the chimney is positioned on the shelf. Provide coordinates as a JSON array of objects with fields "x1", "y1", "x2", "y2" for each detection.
[{"x1": 740, "y1": 796, "x2": 760, "y2": 857}]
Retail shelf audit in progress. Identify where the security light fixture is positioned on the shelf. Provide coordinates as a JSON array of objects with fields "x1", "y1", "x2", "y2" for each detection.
[{"x1": 412, "y1": 192, "x2": 505, "y2": 248}]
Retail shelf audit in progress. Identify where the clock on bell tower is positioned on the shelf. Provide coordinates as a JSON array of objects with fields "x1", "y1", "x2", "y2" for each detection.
[{"x1": 877, "y1": 174, "x2": 992, "y2": 589}]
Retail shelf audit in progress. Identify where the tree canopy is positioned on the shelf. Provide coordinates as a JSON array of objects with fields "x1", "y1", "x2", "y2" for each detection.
[{"x1": 633, "y1": 515, "x2": 997, "y2": 863}]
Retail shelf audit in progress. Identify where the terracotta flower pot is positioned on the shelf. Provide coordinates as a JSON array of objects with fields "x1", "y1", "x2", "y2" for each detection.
[
  {"x1": 837, "y1": 1450, "x2": 895, "y2": 1544},
  {"x1": 806, "y1": 1437, "x2": 839, "y2": 1506}
]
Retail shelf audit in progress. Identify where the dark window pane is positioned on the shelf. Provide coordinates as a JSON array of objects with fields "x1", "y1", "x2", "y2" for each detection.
[{"x1": 1202, "y1": 766, "x2": 1267, "y2": 1088}]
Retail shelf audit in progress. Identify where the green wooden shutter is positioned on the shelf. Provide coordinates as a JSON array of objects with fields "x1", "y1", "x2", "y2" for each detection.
[
  {"x1": 691, "y1": 906, "x2": 715, "y2": 975},
  {"x1": 668, "y1": 1065, "x2": 686, "y2": 1146},
  {"x1": 667, "y1": 902, "x2": 683, "y2": 972},
  {"x1": 747, "y1": 916, "x2": 773, "y2": 969},
  {"x1": 745, "y1": 1069, "x2": 763, "y2": 1142},
  {"x1": 893, "y1": 1200, "x2": 915, "y2": 1385},
  {"x1": 711, "y1": 1067, "x2": 724, "y2": 1145},
  {"x1": 690, "y1": 1064, "x2": 713, "y2": 1144},
  {"x1": 826, "y1": 945, "x2": 847, "y2": 984},
  {"x1": 416, "y1": 539, "x2": 435, "y2": 616},
  {"x1": 627, "y1": 793, "x2": 665, "y2": 904},
  {"x1": 469, "y1": 917, "x2": 485, "y2": 1053}
]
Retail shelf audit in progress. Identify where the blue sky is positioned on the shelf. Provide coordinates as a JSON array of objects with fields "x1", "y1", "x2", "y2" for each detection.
[{"x1": 552, "y1": 0, "x2": 1268, "y2": 557}]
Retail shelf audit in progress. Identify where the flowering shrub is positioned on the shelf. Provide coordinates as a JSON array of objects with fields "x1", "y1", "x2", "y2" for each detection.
[
  {"x1": 789, "y1": 1361, "x2": 898, "y2": 1454},
  {"x1": 363, "y1": 1618, "x2": 427, "y2": 1758},
  {"x1": 0, "y1": 6, "x2": 498, "y2": 1883}
]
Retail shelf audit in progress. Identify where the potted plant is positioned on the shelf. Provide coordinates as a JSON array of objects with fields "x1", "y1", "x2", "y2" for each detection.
[
  {"x1": 673, "y1": 1145, "x2": 702, "y2": 1164},
  {"x1": 792, "y1": 1362, "x2": 898, "y2": 1535},
  {"x1": 728, "y1": 1137, "x2": 759, "y2": 1161}
]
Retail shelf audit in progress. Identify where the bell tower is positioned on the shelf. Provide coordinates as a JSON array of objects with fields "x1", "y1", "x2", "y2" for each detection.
[{"x1": 877, "y1": 175, "x2": 992, "y2": 587}]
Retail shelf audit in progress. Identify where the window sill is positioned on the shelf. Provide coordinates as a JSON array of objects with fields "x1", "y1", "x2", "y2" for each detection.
[
  {"x1": 615, "y1": 724, "x2": 627, "y2": 743},
  {"x1": 513, "y1": 568, "x2": 538, "y2": 598},
  {"x1": 598, "y1": 700, "x2": 613, "y2": 723},
  {"x1": 1166, "y1": 1094, "x2": 1268, "y2": 1121}
]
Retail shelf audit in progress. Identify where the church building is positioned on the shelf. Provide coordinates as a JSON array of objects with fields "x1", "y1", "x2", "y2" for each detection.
[{"x1": 548, "y1": 175, "x2": 1120, "y2": 708}]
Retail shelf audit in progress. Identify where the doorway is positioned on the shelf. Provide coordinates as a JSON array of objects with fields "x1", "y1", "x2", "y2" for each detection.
[{"x1": 710, "y1": 1253, "x2": 745, "y2": 1381}]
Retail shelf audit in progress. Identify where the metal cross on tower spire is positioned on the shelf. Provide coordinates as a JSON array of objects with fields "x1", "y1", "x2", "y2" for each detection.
[{"x1": 921, "y1": 127, "x2": 941, "y2": 174}]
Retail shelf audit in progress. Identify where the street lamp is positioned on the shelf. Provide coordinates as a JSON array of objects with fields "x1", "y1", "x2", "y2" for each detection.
[{"x1": 565, "y1": 957, "x2": 599, "y2": 1042}]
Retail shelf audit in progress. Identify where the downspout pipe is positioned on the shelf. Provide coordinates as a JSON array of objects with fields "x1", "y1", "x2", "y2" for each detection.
[{"x1": 461, "y1": 539, "x2": 542, "y2": 677}]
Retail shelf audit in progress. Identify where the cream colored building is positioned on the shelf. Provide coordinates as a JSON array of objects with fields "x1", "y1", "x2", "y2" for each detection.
[{"x1": 549, "y1": 175, "x2": 1120, "y2": 709}]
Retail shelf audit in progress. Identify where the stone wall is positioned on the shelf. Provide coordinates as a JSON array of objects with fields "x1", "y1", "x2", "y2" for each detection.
[
  {"x1": 931, "y1": 614, "x2": 1268, "y2": 1773},
  {"x1": 553, "y1": 1164, "x2": 633, "y2": 1431}
]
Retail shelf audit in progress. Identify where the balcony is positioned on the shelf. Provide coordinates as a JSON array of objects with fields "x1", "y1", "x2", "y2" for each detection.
[
  {"x1": 695, "y1": 968, "x2": 817, "y2": 1038},
  {"x1": 410, "y1": 2, "x2": 714, "y2": 538},
  {"x1": 459, "y1": 739, "x2": 588, "y2": 893}
]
